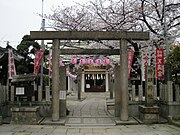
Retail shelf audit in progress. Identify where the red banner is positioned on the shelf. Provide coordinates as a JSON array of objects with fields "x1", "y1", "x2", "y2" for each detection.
[
  {"x1": 8, "y1": 48, "x2": 16, "y2": 79},
  {"x1": 49, "y1": 50, "x2": 52, "y2": 78},
  {"x1": 141, "y1": 52, "x2": 151, "y2": 81},
  {"x1": 34, "y1": 50, "x2": 44, "y2": 76},
  {"x1": 128, "y1": 50, "x2": 135, "y2": 79},
  {"x1": 156, "y1": 48, "x2": 164, "y2": 78}
]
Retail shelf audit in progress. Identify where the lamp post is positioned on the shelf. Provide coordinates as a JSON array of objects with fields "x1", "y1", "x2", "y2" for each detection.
[{"x1": 40, "y1": 0, "x2": 45, "y2": 94}]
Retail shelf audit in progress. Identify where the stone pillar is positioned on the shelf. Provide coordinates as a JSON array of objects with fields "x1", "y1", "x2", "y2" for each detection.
[
  {"x1": 68, "y1": 76, "x2": 71, "y2": 92},
  {"x1": 175, "y1": 84, "x2": 180, "y2": 102},
  {"x1": 160, "y1": 83, "x2": 165, "y2": 101},
  {"x1": 38, "y1": 85, "x2": 42, "y2": 101},
  {"x1": 81, "y1": 71, "x2": 85, "y2": 92},
  {"x1": 109, "y1": 74, "x2": 113, "y2": 99},
  {"x1": 145, "y1": 66, "x2": 154, "y2": 107},
  {"x1": 59, "y1": 66, "x2": 67, "y2": 117},
  {"x1": 114, "y1": 65, "x2": 121, "y2": 117},
  {"x1": 120, "y1": 39, "x2": 128, "y2": 121},
  {"x1": 32, "y1": 96, "x2": 35, "y2": 102},
  {"x1": 2, "y1": 86, "x2": 7, "y2": 102},
  {"x1": 139, "y1": 66, "x2": 159, "y2": 123},
  {"x1": 0, "y1": 84, "x2": 3, "y2": 105},
  {"x1": 167, "y1": 81, "x2": 173, "y2": 102},
  {"x1": 105, "y1": 71, "x2": 109, "y2": 92},
  {"x1": 153, "y1": 85, "x2": 157, "y2": 100},
  {"x1": 132, "y1": 85, "x2": 136, "y2": 101},
  {"x1": 164, "y1": 84, "x2": 167, "y2": 101},
  {"x1": 11, "y1": 86, "x2": 15, "y2": 102},
  {"x1": 45, "y1": 86, "x2": 50, "y2": 101},
  {"x1": 52, "y1": 39, "x2": 60, "y2": 121},
  {"x1": 78, "y1": 68, "x2": 81, "y2": 100},
  {"x1": 0, "y1": 116, "x2": 2, "y2": 125},
  {"x1": 138, "y1": 85, "x2": 143, "y2": 102}
]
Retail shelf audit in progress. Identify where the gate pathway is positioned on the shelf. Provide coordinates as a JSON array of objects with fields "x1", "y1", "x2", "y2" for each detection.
[{"x1": 65, "y1": 92, "x2": 115, "y2": 126}]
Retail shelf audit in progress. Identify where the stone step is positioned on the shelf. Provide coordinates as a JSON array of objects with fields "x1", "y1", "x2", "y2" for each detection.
[{"x1": 65, "y1": 117, "x2": 116, "y2": 126}]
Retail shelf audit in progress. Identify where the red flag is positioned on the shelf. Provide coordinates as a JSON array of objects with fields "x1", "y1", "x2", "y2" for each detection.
[
  {"x1": 34, "y1": 50, "x2": 44, "y2": 76},
  {"x1": 128, "y1": 50, "x2": 135, "y2": 79},
  {"x1": 141, "y1": 52, "x2": 151, "y2": 81},
  {"x1": 8, "y1": 48, "x2": 16, "y2": 79},
  {"x1": 156, "y1": 48, "x2": 164, "y2": 78}
]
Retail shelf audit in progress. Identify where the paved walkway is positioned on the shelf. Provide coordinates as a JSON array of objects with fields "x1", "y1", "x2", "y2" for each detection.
[
  {"x1": 66, "y1": 92, "x2": 115, "y2": 126},
  {"x1": 0, "y1": 124, "x2": 179, "y2": 135}
]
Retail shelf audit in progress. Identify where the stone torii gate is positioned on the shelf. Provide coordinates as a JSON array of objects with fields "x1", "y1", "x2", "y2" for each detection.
[{"x1": 30, "y1": 31, "x2": 149, "y2": 121}]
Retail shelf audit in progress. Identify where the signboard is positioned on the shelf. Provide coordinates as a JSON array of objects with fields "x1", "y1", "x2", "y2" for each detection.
[
  {"x1": 156, "y1": 48, "x2": 164, "y2": 78},
  {"x1": 16, "y1": 87, "x2": 25, "y2": 95},
  {"x1": 59, "y1": 91, "x2": 66, "y2": 100}
]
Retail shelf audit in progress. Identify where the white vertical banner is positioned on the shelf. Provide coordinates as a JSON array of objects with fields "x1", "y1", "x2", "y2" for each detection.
[
  {"x1": 8, "y1": 48, "x2": 16, "y2": 79},
  {"x1": 141, "y1": 52, "x2": 150, "y2": 81}
]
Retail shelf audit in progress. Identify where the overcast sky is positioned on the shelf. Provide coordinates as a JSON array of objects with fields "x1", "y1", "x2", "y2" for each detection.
[{"x1": 0, "y1": 0, "x2": 90, "y2": 48}]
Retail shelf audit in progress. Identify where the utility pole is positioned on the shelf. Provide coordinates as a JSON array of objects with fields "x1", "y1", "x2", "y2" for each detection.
[
  {"x1": 40, "y1": 0, "x2": 45, "y2": 94},
  {"x1": 163, "y1": 0, "x2": 170, "y2": 82}
]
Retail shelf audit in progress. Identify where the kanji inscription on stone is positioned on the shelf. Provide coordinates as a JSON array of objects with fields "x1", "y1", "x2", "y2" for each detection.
[{"x1": 145, "y1": 66, "x2": 154, "y2": 107}]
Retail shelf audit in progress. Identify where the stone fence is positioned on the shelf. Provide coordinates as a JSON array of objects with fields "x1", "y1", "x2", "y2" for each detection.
[{"x1": 129, "y1": 83, "x2": 180, "y2": 103}]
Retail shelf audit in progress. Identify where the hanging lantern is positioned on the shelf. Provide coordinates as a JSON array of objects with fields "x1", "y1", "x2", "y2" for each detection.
[
  {"x1": 80, "y1": 57, "x2": 85, "y2": 65},
  {"x1": 59, "y1": 57, "x2": 64, "y2": 66},
  {"x1": 87, "y1": 57, "x2": 94, "y2": 65},
  {"x1": 104, "y1": 57, "x2": 110, "y2": 65},
  {"x1": 96, "y1": 57, "x2": 102, "y2": 65},
  {"x1": 71, "y1": 56, "x2": 77, "y2": 64}
]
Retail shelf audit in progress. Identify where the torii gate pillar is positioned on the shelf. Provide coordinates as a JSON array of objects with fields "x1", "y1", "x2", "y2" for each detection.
[
  {"x1": 120, "y1": 39, "x2": 128, "y2": 121},
  {"x1": 52, "y1": 39, "x2": 60, "y2": 121}
]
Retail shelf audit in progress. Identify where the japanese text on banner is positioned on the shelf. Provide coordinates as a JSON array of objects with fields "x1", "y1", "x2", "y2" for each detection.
[
  {"x1": 8, "y1": 49, "x2": 16, "y2": 79},
  {"x1": 156, "y1": 48, "x2": 164, "y2": 78}
]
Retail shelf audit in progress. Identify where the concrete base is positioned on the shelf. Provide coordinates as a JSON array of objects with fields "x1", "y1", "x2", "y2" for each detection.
[
  {"x1": 41, "y1": 117, "x2": 66, "y2": 125},
  {"x1": 11, "y1": 106, "x2": 41, "y2": 124},
  {"x1": 115, "y1": 117, "x2": 138, "y2": 125},
  {"x1": 139, "y1": 105, "x2": 160, "y2": 123},
  {"x1": 160, "y1": 102, "x2": 180, "y2": 120}
]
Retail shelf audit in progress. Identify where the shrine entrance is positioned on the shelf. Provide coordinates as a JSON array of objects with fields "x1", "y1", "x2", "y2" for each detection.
[
  {"x1": 85, "y1": 71, "x2": 106, "y2": 92},
  {"x1": 30, "y1": 31, "x2": 149, "y2": 122}
]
